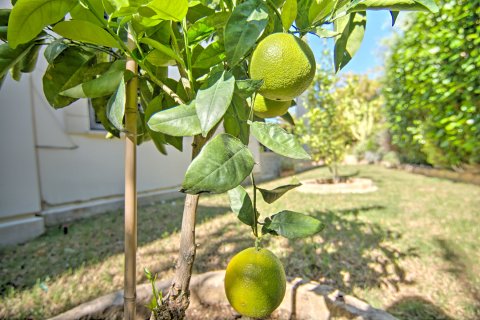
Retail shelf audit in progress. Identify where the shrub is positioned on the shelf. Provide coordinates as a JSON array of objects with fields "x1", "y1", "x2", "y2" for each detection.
[{"x1": 384, "y1": 0, "x2": 480, "y2": 168}]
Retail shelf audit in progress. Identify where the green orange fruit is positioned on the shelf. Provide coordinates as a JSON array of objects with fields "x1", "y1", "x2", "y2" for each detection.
[
  {"x1": 224, "y1": 247, "x2": 286, "y2": 318},
  {"x1": 253, "y1": 95, "x2": 291, "y2": 118},
  {"x1": 249, "y1": 33, "x2": 316, "y2": 101}
]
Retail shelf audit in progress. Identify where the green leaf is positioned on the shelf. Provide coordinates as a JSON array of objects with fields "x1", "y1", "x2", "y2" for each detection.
[
  {"x1": 181, "y1": 133, "x2": 255, "y2": 194},
  {"x1": 234, "y1": 79, "x2": 264, "y2": 99},
  {"x1": 136, "y1": 110, "x2": 151, "y2": 145},
  {"x1": 258, "y1": 179, "x2": 301, "y2": 204},
  {"x1": 192, "y1": 41, "x2": 226, "y2": 69},
  {"x1": 90, "y1": 96, "x2": 121, "y2": 137},
  {"x1": 281, "y1": 111, "x2": 295, "y2": 126},
  {"x1": 145, "y1": 50, "x2": 176, "y2": 67},
  {"x1": 334, "y1": 11, "x2": 366, "y2": 72},
  {"x1": 347, "y1": 0, "x2": 439, "y2": 13},
  {"x1": 142, "y1": 94, "x2": 167, "y2": 154},
  {"x1": 60, "y1": 60, "x2": 126, "y2": 98},
  {"x1": 18, "y1": 44, "x2": 40, "y2": 73},
  {"x1": 106, "y1": 78, "x2": 125, "y2": 130},
  {"x1": 11, "y1": 60, "x2": 22, "y2": 81},
  {"x1": 138, "y1": 0, "x2": 188, "y2": 21},
  {"x1": 111, "y1": 6, "x2": 141, "y2": 19},
  {"x1": 0, "y1": 42, "x2": 34, "y2": 78},
  {"x1": 186, "y1": 3, "x2": 215, "y2": 23},
  {"x1": 228, "y1": 185, "x2": 255, "y2": 228},
  {"x1": 140, "y1": 38, "x2": 182, "y2": 65},
  {"x1": 7, "y1": 0, "x2": 77, "y2": 48},
  {"x1": 165, "y1": 135, "x2": 183, "y2": 151},
  {"x1": 105, "y1": 0, "x2": 129, "y2": 11},
  {"x1": 148, "y1": 100, "x2": 202, "y2": 137},
  {"x1": 0, "y1": 9, "x2": 11, "y2": 41},
  {"x1": 281, "y1": 0, "x2": 297, "y2": 31},
  {"x1": 308, "y1": 0, "x2": 335, "y2": 24},
  {"x1": 250, "y1": 121, "x2": 310, "y2": 160},
  {"x1": 224, "y1": 0, "x2": 269, "y2": 66},
  {"x1": 0, "y1": 9, "x2": 10, "y2": 25},
  {"x1": 390, "y1": 11, "x2": 399, "y2": 26},
  {"x1": 223, "y1": 91, "x2": 250, "y2": 145},
  {"x1": 262, "y1": 211, "x2": 324, "y2": 239},
  {"x1": 315, "y1": 27, "x2": 341, "y2": 38},
  {"x1": 42, "y1": 47, "x2": 96, "y2": 108},
  {"x1": 187, "y1": 12, "x2": 230, "y2": 45},
  {"x1": 70, "y1": 0, "x2": 104, "y2": 26},
  {"x1": 53, "y1": 20, "x2": 120, "y2": 48},
  {"x1": 296, "y1": 0, "x2": 314, "y2": 30},
  {"x1": 196, "y1": 70, "x2": 235, "y2": 137},
  {"x1": 415, "y1": 0, "x2": 439, "y2": 12},
  {"x1": 43, "y1": 39, "x2": 68, "y2": 64},
  {"x1": 147, "y1": 105, "x2": 168, "y2": 154}
]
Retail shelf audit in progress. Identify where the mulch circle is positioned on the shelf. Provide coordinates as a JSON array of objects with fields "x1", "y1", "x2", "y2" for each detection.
[{"x1": 298, "y1": 178, "x2": 378, "y2": 194}]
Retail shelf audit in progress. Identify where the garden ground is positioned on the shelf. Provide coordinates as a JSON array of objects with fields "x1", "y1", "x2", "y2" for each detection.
[{"x1": 1, "y1": 165, "x2": 479, "y2": 319}]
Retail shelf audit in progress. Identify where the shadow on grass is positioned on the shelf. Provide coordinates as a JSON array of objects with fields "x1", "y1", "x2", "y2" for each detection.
[
  {"x1": 138, "y1": 217, "x2": 270, "y2": 284},
  {"x1": 435, "y1": 238, "x2": 480, "y2": 317},
  {"x1": 0, "y1": 201, "x2": 231, "y2": 296},
  {"x1": 1, "y1": 201, "x2": 419, "y2": 318},
  {"x1": 280, "y1": 206, "x2": 417, "y2": 294},
  {"x1": 387, "y1": 296, "x2": 453, "y2": 320}
]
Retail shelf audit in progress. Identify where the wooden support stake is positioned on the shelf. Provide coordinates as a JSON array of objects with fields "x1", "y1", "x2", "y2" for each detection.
[{"x1": 124, "y1": 35, "x2": 138, "y2": 320}]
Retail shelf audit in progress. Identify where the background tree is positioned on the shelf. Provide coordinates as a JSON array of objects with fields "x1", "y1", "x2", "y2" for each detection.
[
  {"x1": 296, "y1": 49, "x2": 352, "y2": 182},
  {"x1": 297, "y1": 52, "x2": 384, "y2": 180},
  {"x1": 384, "y1": 0, "x2": 480, "y2": 168},
  {"x1": 336, "y1": 73, "x2": 384, "y2": 160}
]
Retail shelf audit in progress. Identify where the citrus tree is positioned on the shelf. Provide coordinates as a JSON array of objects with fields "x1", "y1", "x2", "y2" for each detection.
[
  {"x1": 337, "y1": 74, "x2": 383, "y2": 144},
  {"x1": 0, "y1": 0, "x2": 438, "y2": 319},
  {"x1": 296, "y1": 53, "x2": 352, "y2": 182}
]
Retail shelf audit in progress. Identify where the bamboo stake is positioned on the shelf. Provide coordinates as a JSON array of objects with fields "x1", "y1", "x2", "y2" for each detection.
[{"x1": 124, "y1": 35, "x2": 138, "y2": 320}]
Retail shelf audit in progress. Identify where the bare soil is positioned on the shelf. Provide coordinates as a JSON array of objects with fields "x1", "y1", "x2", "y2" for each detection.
[{"x1": 298, "y1": 177, "x2": 377, "y2": 194}]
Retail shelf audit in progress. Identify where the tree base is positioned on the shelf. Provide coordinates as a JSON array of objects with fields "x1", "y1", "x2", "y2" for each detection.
[{"x1": 52, "y1": 271, "x2": 396, "y2": 320}]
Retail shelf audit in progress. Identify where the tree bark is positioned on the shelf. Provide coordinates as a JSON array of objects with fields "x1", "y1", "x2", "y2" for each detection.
[{"x1": 151, "y1": 135, "x2": 207, "y2": 320}]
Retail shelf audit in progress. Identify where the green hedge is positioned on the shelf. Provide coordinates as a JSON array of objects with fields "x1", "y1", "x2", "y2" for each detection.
[{"x1": 384, "y1": 0, "x2": 480, "y2": 167}]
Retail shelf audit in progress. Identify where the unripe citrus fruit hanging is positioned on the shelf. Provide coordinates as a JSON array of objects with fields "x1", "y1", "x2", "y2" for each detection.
[
  {"x1": 253, "y1": 95, "x2": 291, "y2": 118},
  {"x1": 224, "y1": 247, "x2": 286, "y2": 318},
  {"x1": 249, "y1": 33, "x2": 316, "y2": 101}
]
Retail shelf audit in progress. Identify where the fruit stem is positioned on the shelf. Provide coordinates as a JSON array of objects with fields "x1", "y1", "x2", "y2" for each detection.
[
  {"x1": 255, "y1": 237, "x2": 262, "y2": 251},
  {"x1": 248, "y1": 93, "x2": 256, "y2": 121}
]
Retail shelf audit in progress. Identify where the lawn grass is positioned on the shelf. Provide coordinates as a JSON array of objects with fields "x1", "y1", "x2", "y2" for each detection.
[{"x1": 1, "y1": 165, "x2": 479, "y2": 319}]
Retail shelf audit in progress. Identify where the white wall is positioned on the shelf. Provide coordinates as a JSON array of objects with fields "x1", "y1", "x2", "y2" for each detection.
[
  {"x1": 28, "y1": 63, "x2": 192, "y2": 206},
  {"x1": 0, "y1": 75, "x2": 42, "y2": 219},
  {"x1": 37, "y1": 134, "x2": 191, "y2": 206}
]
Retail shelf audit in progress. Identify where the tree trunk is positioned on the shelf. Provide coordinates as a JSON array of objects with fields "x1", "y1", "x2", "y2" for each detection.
[{"x1": 151, "y1": 135, "x2": 206, "y2": 320}]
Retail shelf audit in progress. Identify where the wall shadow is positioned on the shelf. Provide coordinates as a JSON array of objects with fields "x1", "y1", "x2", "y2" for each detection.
[
  {"x1": 280, "y1": 206, "x2": 417, "y2": 294},
  {"x1": 387, "y1": 296, "x2": 453, "y2": 320}
]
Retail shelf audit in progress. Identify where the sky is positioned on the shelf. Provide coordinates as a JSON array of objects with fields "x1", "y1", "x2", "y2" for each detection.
[{"x1": 307, "y1": 10, "x2": 401, "y2": 75}]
